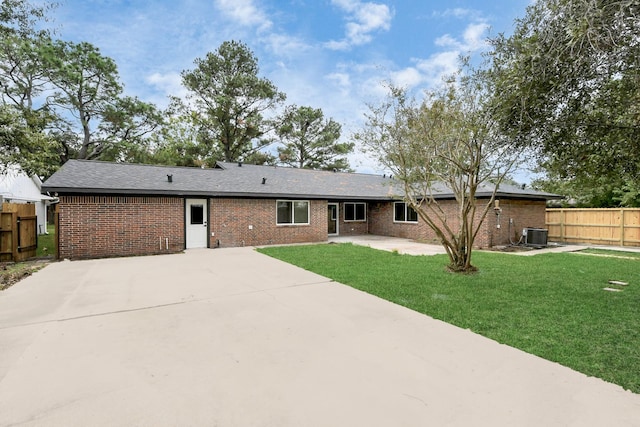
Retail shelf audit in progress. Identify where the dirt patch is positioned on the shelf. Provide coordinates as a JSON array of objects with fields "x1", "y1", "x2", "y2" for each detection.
[{"x1": 0, "y1": 259, "x2": 51, "y2": 291}]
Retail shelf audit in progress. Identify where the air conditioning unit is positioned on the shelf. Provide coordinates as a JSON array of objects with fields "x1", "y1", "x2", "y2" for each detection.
[{"x1": 523, "y1": 228, "x2": 548, "y2": 247}]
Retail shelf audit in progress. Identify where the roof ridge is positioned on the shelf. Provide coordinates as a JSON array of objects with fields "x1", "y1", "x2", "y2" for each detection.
[
  {"x1": 216, "y1": 161, "x2": 388, "y2": 179},
  {"x1": 67, "y1": 159, "x2": 222, "y2": 172}
]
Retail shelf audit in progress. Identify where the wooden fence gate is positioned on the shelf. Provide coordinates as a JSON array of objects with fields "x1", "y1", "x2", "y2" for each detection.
[
  {"x1": 546, "y1": 208, "x2": 640, "y2": 247},
  {"x1": 0, "y1": 202, "x2": 37, "y2": 262}
]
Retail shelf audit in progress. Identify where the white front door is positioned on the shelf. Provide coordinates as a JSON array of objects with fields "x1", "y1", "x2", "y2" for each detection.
[{"x1": 186, "y1": 199, "x2": 208, "y2": 248}]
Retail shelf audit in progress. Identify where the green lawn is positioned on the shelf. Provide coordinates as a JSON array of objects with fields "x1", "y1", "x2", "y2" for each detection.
[
  {"x1": 258, "y1": 243, "x2": 640, "y2": 394},
  {"x1": 578, "y1": 248, "x2": 640, "y2": 260},
  {"x1": 36, "y1": 224, "x2": 55, "y2": 258}
]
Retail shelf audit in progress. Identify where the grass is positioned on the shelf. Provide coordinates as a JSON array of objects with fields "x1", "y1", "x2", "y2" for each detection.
[
  {"x1": 258, "y1": 243, "x2": 640, "y2": 394},
  {"x1": 578, "y1": 248, "x2": 640, "y2": 260},
  {"x1": 36, "y1": 224, "x2": 56, "y2": 258}
]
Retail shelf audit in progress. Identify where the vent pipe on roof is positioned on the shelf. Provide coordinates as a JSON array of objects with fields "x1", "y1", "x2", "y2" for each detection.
[
  {"x1": 167, "y1": 174, "x2": 173, "y2": 183},
  {"x1": 262, "y1": 177, "x2": 267, "y2": 185}
]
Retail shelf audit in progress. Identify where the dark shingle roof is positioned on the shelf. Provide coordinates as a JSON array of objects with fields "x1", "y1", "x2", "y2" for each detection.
[
  {"x1": 42, "y1": 160, "x2": 562, "y2": 201},
  {"x1": 42, "y1": 160, "x2": 399, "y2": 200}
]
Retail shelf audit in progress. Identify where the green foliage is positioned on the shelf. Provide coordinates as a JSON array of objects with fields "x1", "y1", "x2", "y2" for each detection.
[
  {"x1": 534, "y1": 172, "x2": 640, "y2": 208},
  {"x1": 1, "y1": 2, "x2": 162, "y2": 175},
  {"x1": 0, "y1": 104, "x2": 60, "y2": 177},
  {"x1": 43, "y1": 40, "x2": 139, "y2": 160},
  {"x1": 98, "y1": 96, "x2": 164, "y2": 163},
  {"x1": 147, "y1": 112, "x2": 207, "y2": 167},
  {"x1": 354, "y1": 72, "x2": 518, "y2": 272},
  {"x1": 0, "y1": 0, "x2": 53, "y2": 38},
  {"x1": 276, "y1": 105, "x2": 352, "y2": 171},
  {"x1": 180, "y1": 40, "x2": 285, "y2": 164},
  {"x1": 0, "y1": 33, "x2": 49, "y2": 112},
  {"x1": 259, "y1": 243, "x2": 640, "y2": 393},
  {"x1": 0, "y1": 1, "x2": 61, "y2": 177},
  {"x1": 488, "y1": 0, "x2": 640, "y2": 191}
]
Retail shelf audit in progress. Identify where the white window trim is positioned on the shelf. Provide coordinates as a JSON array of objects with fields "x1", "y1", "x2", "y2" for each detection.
[
  {"x1": 344, "y1": 202, "x2": 367, "y2": 222},
  {"x1": 276, "y1": 200, "x2": 310, "y2": 226},
  {"x1": 393, "y1": 202, "x2": 419, "y2": 223}
]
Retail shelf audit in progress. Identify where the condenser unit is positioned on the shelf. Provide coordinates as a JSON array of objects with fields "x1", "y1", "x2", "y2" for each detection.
[{"x1": 523, "y1": 228, "x2": 548, "y2": 247}]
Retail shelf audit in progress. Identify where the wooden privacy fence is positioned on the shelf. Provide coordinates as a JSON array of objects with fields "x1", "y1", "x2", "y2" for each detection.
[
  {"x1": 546, "y1": 208, "x2": 640, "y2": 247},
  {"x1": 0, "y1": 202, "x2": 37, "y2": 262}
]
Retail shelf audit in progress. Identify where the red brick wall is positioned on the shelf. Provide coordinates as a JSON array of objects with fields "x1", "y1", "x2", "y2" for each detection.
[
  {"x1": 209, "y1": 198, "x2": 327, "y2": 247},
  {"x1": 368, "y1": 201, "x2": 432, "y2": 240},
  {"x1": 56, "y1": 194, "x2": 549, "y2": 259},
  {"x1": 335, "y1": 202, "x2": 369, "y2": 236},
  {"x1": 369, "y1": 199, "x2": 548, "y2": 248},
  {"x1": 486, "y1": 199, "x2": 548, "y2": 246},
  {"x1": 57, "y1": 196, "x2": 184, "y2": 259}
]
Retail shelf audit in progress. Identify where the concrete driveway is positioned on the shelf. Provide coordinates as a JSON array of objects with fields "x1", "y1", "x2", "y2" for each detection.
[{"x1": 1, "y1": 248, "x2": 639, "y2": 426}]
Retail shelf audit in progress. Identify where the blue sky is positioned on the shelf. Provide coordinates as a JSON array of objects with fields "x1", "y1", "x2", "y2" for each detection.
[{"x1": 50, "y1": 0, "x2": 533, "y2": 178}]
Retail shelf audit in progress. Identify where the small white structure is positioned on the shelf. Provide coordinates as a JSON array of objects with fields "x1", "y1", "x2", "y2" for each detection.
[{"x1": 0, "y1": 165, "x2": 57, "y2": 235}]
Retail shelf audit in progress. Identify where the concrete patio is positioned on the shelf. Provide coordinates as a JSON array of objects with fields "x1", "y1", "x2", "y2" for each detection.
[{"x1": 328, "y1": 234, "x2": 590, "y2": 256}]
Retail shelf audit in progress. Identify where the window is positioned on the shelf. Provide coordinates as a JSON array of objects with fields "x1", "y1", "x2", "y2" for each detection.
[
  {"x1": 344, "y1": 202, "x2": 366, "y2": 222},
  {"x1": 394, "y1": 202, "x2": 418, "y2": 223},
  {"x1": 277, "y1": 200, "x2": 310, "y2": 225},
  {"x1": 190, "y1": 204, "x2": 204, "y2": 224}
]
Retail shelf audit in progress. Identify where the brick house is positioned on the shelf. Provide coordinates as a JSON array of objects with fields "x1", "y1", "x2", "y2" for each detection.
[{"x1": 42, "y1": 160, "x2": 561, "y2": 259}]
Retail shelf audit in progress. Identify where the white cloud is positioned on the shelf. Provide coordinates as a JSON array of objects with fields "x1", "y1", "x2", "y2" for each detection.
[
  {"x1": 324, "y1": 39, "x2": 351, "y2": 51},
  {"x1": 390, "y1": 67, "x2": 423, "y2": 89},
  {"x1": 435, "y1": 22, "x2": 490, "y2": 51},
  {"x1": 214, "y1": 0, "x2": 272, "y2": 32},
  {"x1": 462, "y1": 22, "x2": 490, "y2": 50},
  {"x1": 415, "y1": 51, "x2": 460, "y2": 81},
  {"x1": 325, "y1": 0, "x2": 393, "y2": 50},
  {"x1": 326, "y1": 72, "x2": 351, "y2": 88},
  {"x1": 387, "y1": 20, "x2": 491, "y2": 91},
  {"x1": 435, "y1": 34, "x2": 459, "y2": 49},
  {"x1": 146, "y1": 72, "x2": 187, "y2": 103},
  {"x1": 432, "y1": 8, "x2": 483, "y2": 20},
  {"x1": 262, "y1": 33, "x2": 311, "y2": 57}
]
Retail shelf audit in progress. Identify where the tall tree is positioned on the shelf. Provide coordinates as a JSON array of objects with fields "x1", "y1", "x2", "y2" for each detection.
[
  {"x1": 355, "y1": 74, "x2": 518, "y2": 272},
  {"x1": 276, "y1": 105, "x2": 352, "y2": 171},
  {"x1": 42, "y1": 40, "x2": 161, "y2": 162},
  {"x1": 488, "y1": 0, "x2": 640, "y2": 203},
  {"x1": 0, "y1": 104, "x2": 59, "y2": 176},
  {"x1": 0, "y1": 0, "x2": 53, "y2": 38},
  {"x1": 0, "y1": 0, "x2": 60, "y2": 176},
  {"x1": 180, "y1": 40, "x2": 285, "y2": 165},
  {"x1": 147, "y1": 109, "x2": 205, "y2": 167}
]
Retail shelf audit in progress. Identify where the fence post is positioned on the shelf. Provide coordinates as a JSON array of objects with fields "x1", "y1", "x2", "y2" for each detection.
[
  {"x1": 560, "y1": 209, "x2": 566, "y2": 242},
  {"x1": 620, "y1": 209, "x2": 625, "y2": 246},
  {"x1": 11, "y1": 211, "x2": 18, "y2": 261}
]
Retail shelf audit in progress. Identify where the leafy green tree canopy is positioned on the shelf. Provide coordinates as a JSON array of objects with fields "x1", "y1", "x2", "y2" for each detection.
[
  {"x1": 41, "y1": 40, "x2": 161, "y2": 162},
  {"x1": 355, "y1": 73, "x2": 518, "y2": 272},
  {"x1": 0, "y1": 0, "x2": 61, "y2": 176},
  {"x1": 1, "y1": 2, "x2": 162, "y2": 176},
  {"x1": 0, "y1": 0, "x2": 53, "y2": 38},
  {"x1": 276, "y1": 105, "x2": 352, "y2": 171},
  {"x1": 180, "y1": 40, "x2": 285, "y2": 165},
  {"x1": 488, "y1": 0, "x2": 640, "y2": 189},
  {"x1": 0, "y1": 104, "x2": 59, "y2": 176}
]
